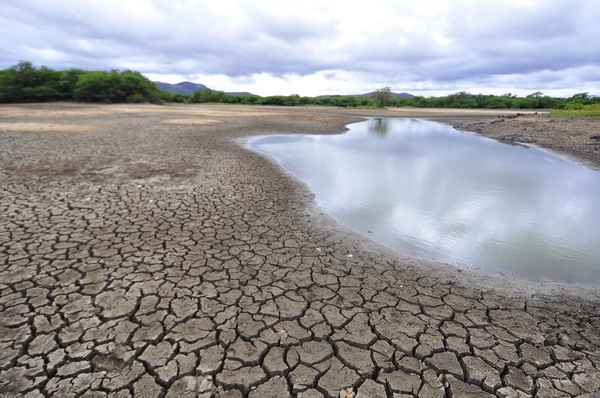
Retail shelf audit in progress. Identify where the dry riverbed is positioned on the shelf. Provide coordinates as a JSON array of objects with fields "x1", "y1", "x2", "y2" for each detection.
[{"x1": 1, "y1": 103, "x2": 599, "y2": 397}]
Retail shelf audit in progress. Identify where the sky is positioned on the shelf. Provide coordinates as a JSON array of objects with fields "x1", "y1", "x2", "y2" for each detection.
[{"x1": 1, "y1": 0, "x2": 599, "y2": 97}]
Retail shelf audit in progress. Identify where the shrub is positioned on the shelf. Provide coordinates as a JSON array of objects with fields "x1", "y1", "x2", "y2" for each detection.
[
  {"x1": 159, "y1": 91, "x2": 188, "y2": 103},
  {"x1": 0, "y1": 62, "x2": 63, "y2": 102},
  {"x1": 3, "y1": 61, "x2": 598, "y2": 110},
  {"x1": 73, "y1": 70, "x2": 160, "y2": 103},
  {"x1": 126, "y1": 93, "x2": 146, "y2": 103},
  {"x1": 189, "y1": 89, "x2": 226, "y2": 103},
  {"x1": 551, "y1": 103, "x2": 600, "y2": 118},
  {"x1": 0, "y1": 62, "x2": 160, "y2": 103}
]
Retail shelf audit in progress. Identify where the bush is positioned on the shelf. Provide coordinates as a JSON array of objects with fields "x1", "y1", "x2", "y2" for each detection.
[
  {"x1": 144, "y1": 87, "x2": 600, "y2": 110},
  {"x1": 126, "y1": 93, "x2": 146, "y2": 103},
  {"x1": 3, "y1": 61, "x2": 598, "y2": 110},
  {"x1": 565, "y1": 102, "x2": 584, "y2": 110},
  {"x1": 0, "y1": 62, "x2": 160, "y2": 103},
  {"x1": 74, "y1": 70, "x2": 160, "y2": 103},
  {"x1": 159, "y1": 91, "x2": 188, "y2": 103},
  {"x1": 0, "y1": 62, "x2": 64, "y2": 102},
  {"x1": 189, "y1": 89, "x2": 227, "y2": 103},
  {"x1": 551, "y1": 103, "x2": 600, "y2": 118}
]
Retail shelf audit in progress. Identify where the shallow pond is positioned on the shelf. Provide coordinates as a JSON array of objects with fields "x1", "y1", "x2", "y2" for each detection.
[{"x1": 249, "y1": 118, "x2": 600, "y2": 284}]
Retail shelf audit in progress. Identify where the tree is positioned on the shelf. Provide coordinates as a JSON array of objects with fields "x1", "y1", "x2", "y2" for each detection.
[
  {"x1": 0, "y1": 61, "x2": 64, "y2": 102},
  {"x1": 57, "y1": 69, "x2": 84, "y2": 98},
  {"x1": 373, "y1": 87, "x2": 392, "y2": 107},
  {"x1": 527, "y1": 91, "x2": 544, "y2": 98},
  {"x1": 73, "y1": 70, "x2": 160, "y2": 103},
  {"x1": 190, "y1": 89, "x2": 227, "y2": 103},
  {"x1": 569, "y1": 93, "x2": 591, "y2": 103}
]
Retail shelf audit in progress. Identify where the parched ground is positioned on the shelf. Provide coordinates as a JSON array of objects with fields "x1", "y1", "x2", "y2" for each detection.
[{"x1": 1, "y1": 103, "x2": 599, "y2": 398}]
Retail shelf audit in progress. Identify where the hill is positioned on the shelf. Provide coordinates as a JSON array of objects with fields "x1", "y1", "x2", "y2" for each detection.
[
  {"x1": 153, "y1": 81, "x2": 259, "y2": 97},
  {"x1": 153, "y1": 81, "x2": 208, "y2": 95},
  {"x1": 154, "y1": 81, "x2": 413, "y2": 99}
]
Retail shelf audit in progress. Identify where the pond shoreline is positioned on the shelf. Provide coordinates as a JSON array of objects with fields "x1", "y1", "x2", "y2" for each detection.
[
  {"x1": 247, "y1": 118, "x2": 600, "y2": 287},
  {"x1": 448, "y1": 113, "x2": 600, "y2": 170}
]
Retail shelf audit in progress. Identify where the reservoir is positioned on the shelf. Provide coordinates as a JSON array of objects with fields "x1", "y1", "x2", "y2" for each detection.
[{"x1": 249, "y1": 118, "x2": 600, "y2": 284}]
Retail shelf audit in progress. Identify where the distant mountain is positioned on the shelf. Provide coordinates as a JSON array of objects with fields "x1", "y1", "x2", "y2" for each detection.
[
  {"x1": 154, "y1": 81, "x2": 258, "y2": 97},
  {"x1": 358, "y1": 91, "x2": 415, "y2": 99},
  {"x1": 154, "y1": 81, "x2": 208, "y2": 95},
  {"x1": 154, "y1": 81, "x2": 413, "y2": 99}
]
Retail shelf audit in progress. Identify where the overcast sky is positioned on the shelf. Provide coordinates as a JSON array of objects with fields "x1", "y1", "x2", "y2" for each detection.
[{"x1": 1, "y1": 0, "x2": 599, "y2": 96}]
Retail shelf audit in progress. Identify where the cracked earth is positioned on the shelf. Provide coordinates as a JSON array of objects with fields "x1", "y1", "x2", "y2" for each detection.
[{"x1": 1, "y1": 103, "x2": 599, "y2": 397}]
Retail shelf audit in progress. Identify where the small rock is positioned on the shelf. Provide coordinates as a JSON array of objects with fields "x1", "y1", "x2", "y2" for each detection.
[
  {"x1": 276, "y1": 328, "x2": 288, "y2": 342},
  {"x1": 339, "y1": 387, "x2": 354, "y2": 398}
]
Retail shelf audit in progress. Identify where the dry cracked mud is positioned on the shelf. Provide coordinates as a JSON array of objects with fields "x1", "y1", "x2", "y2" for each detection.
[{"x1": 1, "y1": 103, "x2": 599, "y2": 397}]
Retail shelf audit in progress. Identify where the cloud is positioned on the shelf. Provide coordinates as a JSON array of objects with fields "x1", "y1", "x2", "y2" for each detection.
[{"x1": 1, "y1": 0, "x2": 599, "y2": 96}]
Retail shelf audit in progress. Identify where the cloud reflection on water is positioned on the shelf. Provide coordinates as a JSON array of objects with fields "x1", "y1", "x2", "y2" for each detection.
[{"x1": 251, "y1": 119, "x2": 600, "y2": 284}]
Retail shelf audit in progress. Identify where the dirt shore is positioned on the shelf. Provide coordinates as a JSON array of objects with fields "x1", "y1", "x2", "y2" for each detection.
[{"x1": 1, "y1": 103, "x2": 599, "y2": 397}]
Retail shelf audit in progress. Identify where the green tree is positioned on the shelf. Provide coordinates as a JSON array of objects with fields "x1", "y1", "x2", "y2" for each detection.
[
  {"x1": 73, "y1": 70, "x2": 160, "y2": 103},
  {"x1": 373, "y1": 87, "x2": 392, "y2": 107},
  {"x1": 0, "y1": 61, "x2": 63, "y2": 101},
  {"x1": 190, "y1": 89, "x2": 227, "y2": 103}
]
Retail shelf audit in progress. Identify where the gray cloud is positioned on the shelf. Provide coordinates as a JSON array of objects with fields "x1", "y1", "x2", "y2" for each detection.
[{"x1": 1, "y1": 0, "x2": 599, "y2": 95}]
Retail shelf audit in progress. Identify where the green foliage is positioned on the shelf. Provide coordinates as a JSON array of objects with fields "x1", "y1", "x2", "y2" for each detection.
[
  {"x1": 126, "y1": 93, "x2": 146, "y2": 103},
  {"x1": 189, "y1": 89, "x2": 227, "y2": 103},
  {"x1": 2, "y1": 62, "x2": 598, "y2": 113},
  {"x1": 159, "y1": 91, "x2": 188, "y2": 103},
  {"x1": 551, "y1": 103, "x2": 600, "y2": 118},
  {"x1": 0, "y1": 62, "x2": 160, "y2": 103},
  {"x1": 0, "y1": 61, "x2": 66, "y2": 101},
  {"x1": 73, "y1": 70, "x2": 160, "y2": 103},
  {"x1": 373, "y1": 87, "x2": 392, "y2": 107},
  {"x1": 162, "y1": 88, "x2": 599, "y2": 111},
  {"x1": 387, "y1": 91, "x2": 561, "y2": 109}
]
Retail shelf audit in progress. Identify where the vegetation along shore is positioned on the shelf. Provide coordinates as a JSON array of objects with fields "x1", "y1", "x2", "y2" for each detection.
[{"x1": 2, "y1": 62, "x2": 600, "y2": 112}]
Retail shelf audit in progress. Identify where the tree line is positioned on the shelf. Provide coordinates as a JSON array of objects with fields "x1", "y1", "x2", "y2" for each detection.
[
  {"x1": 0, "y1": 62, "x2": 161, "y2": 103},
  {"x1": 166, "y1": 87, "x2": 599, "y2": 110},
  {"x1": 1, "y1": 62, "x2": 598, "y2": 110}
]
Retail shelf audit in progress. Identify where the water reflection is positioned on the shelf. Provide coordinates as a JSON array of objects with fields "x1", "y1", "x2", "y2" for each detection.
[
  {"x1": 249, "y1": 119, "x2": 600, "y2": 284},
  {"x1": 368, "y1": 118, "x2": 390, "y2": 137}
]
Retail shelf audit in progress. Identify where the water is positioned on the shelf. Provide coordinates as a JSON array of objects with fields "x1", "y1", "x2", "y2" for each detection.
[{"x1": 249, "y1": 118, "x2": 600, "y2": 284}]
